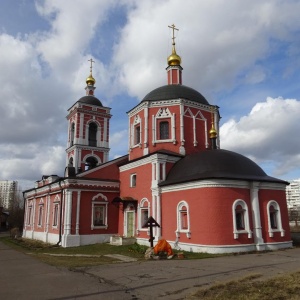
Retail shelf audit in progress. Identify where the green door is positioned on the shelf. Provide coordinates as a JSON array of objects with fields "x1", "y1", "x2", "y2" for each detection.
[{"x1": 126, "y1": 211, "x2": 135, "y2": 237}]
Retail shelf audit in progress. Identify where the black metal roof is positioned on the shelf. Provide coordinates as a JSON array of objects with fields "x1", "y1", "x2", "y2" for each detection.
[
  {"x1": 159, "y1": 149, "x2": 287, "y2": 186},
  {"x1": 78, "y1": 95, "x2": 103, "y2": 107},
  {"x1": 142, "y1": 84, "x2": 209, "y2": 105}
]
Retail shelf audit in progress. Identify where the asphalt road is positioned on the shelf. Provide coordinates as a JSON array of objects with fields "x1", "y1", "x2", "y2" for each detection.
[{"x1": 1, "y1": 239, "x2": 300, "y2": 300}]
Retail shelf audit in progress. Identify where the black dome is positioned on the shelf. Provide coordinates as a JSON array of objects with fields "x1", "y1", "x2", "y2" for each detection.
[
  {"x1": 78, "y1": 95, "x2": 103, "y2": 107},
  {"x1": 160, "y1": 149, "x2": 287, "y2": 186},
  {"x1": 142, "y1": 84, "x2": 209, "y2": 105}
]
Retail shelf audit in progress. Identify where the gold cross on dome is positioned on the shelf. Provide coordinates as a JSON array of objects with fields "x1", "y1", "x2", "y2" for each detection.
[
  {"x1": 88, "y1": 58, "x2": 95, "y2": 74},
  {"x1": 168, "y1": 24, "x2": 179, "y2": 45}
]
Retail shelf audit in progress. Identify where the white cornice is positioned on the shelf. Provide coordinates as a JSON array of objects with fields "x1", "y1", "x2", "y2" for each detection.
[
  {"x1": 161, "y1": 179, "x2": 251, "y2": 193},
  {"x1": 127, "y1": 98, "x2": 213, "y2": 118},
  {"x1": 120, "y1": 153, "x2": 181, "y2": 172},
  {"x1": 24, "y1": 178, "x2": 119, "y2": 198},
  {"x1": 259, "y1": 182, "x2": 287, "y2": 190},
  {"x1": 68, "y1": 102, "x2": 111, "y2": 113},
  {"x1": 161, "y1": 179, "x2": 287, "y2": 193},
  {"x1": 66, "y1": 145, "x2": 110, "y2": 152}
]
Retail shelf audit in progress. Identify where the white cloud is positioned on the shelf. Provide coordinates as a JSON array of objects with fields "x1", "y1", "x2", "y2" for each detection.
[
  {"x1": 112, "y1": 0, "x2": 300, "y2": 99},
  {"x1": 109, "y1": 129, "x2": 128, "y2": 159},
  {"x1": 0, "y1": 144, "x2": 65, "y2": 181},
  {"x1": 220, "y1": 97, "x2": 300, "y2": 177}
]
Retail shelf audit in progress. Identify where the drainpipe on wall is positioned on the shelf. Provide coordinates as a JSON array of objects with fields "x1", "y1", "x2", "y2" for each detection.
[
  {"x1": 250, "y1": 181, "x2": 265, "y2": 251},
  {"x1": 56, "y1": 180, "x2": 64, "y2": 246}
]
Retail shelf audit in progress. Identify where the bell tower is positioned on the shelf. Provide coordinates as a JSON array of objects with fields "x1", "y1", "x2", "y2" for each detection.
[{"x1": 66, "y1": 59, "x2": 111, "y2": 173}]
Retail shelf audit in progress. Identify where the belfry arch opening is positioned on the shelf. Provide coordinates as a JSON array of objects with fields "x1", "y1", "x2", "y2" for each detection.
[
  {"x1": 71, "y1": 123, "x2": 75, "y2": 146},
  {"x1": 88, "y1": 122, "x2": 97, "y2": 146},
  {"x1": 85, "y1": 156, "x2": 98, "y2": 170}
]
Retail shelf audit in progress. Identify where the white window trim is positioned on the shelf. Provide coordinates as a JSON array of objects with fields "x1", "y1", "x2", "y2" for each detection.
[
  {"x1": 37, "y1": 204, "x2": 44, "y2": 227},
  {"x1": 175, "y1": 201, "x2": 191, "y2": 238},
  {"x1": 232, "y1": 199, "x2": 252, "y2": 239},
  {"x1": 91, "y1": 193, "x2": 108, "y2": 230},
  {"x1": 130, "y1": 173, "x2": 137, "y2": 187},
  {"x1": 27, "y1": 202, "x2": 33, "y2": 226},
  {"x1": 184, "y1": 108, "x2": 208, "y2": 147},
  {"x1": 137, "y1": 198, "x2": 150, "y2": 232},
  {"x1": 52, "y1": 195, "x2": 61, "y2": 229},
  {"x1": 131, "y1": 115, "x2": 142, "y2": 148},
  {"x1": 152, "y1": 108, "x2": 176, "y2": 145},
  {"x1": 267, "y1": 200, "x2": 285, "y2": 237},
  {"x1": 52, "y1": 203, "x2": 59, "y2": 228}
]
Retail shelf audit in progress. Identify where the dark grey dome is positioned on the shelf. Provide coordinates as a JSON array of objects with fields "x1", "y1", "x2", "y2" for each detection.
[
  {"x1": 142, "y1": 84, "x2": 209, "y2": 105},
  {"x1": 160, "y1": 149, "x2": 287, "y2": 186},
  {"x1": 78, "y1": 95, "x2": 103, "y2": 107}
]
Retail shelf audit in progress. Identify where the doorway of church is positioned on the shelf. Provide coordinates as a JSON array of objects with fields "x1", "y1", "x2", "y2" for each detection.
[{"x1": 125, "y1": 211, "x2": 135, "y2": 237}]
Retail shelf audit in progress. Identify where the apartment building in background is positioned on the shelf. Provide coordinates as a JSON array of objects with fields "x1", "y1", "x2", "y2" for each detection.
[
  {"x1": 0, "y1": 181, "x2": 18, "y2": 209},
  {"x1": 286, "y1": 180, "x2": 300, "y2": 209}
]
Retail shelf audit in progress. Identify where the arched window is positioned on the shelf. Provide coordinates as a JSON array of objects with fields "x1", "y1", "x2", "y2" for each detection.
[
  {"x1": 235, "y1": 204, "x2": 245, "y2": 230},
  {"x1": 130, "y1": 174, "x2": 137, "y2": 187},
  {"x1": 135, "y1": 125, "x2": 141, "y2": 145},
  {"x1": 88, "y1": 122, "x2": 97, "y2": 146},
  {"x1": 85, "y1": 156, "x2": 98, "y2": 170},
  {"x1": 138, "y1": 198, "x2": 150, "y2": 231},
  {"x1": 38, "y1": 205, "x2": 44, "y2": 226},
  {"x1": 131, "y1": 115, "x2": 142, "y2": 148},
  {"x1": 69, "y1": 157, "x2": 73, "y2": 166},
  {"x1": 232, "y1": 200, "x2": 252, "y2": 239},
  {"x1": 159, "y1": 121, "x2": 169, "y2": 140},
  {"x1": 176, "y1": 201, "x2": 191, "y2": 238},
  {"x1": 70, "y1": 123, "x2": 75, "y2": 146},
  {"x1": 267, "y1": 201, "x2": 285, "y2": 237},
  {"x1": 91, "y1": 193, "x2": 108, "y2": 229}
]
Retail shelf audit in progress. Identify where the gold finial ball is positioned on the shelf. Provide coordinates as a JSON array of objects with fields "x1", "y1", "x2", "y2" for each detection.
[
  {"x1": 86, "y1": 73, "x2": 96, "y2": 85},
  {"x1": 167, "y1": 52, "x2": 181, "y2": 66}
]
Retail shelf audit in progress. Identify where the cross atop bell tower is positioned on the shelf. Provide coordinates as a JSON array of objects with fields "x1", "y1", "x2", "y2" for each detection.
[
  {"x1": 167, "y1": 24, "x2": 182, "y2": 85},
  {"x1": 85, "y1": 58, "x2": 96, "y2": 96}
]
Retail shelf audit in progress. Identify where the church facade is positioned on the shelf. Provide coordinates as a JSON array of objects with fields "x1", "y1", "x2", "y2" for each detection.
[{"x1": 23, "y1": 28, "x2": 292, "y2": 253}]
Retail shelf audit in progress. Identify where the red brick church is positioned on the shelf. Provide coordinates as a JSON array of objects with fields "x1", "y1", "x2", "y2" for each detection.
[{"x1": 23, "y1": 27, "x2": 292, "y2": 253}]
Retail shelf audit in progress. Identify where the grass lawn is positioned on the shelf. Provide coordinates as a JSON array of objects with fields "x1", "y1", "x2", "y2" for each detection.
[
  {"x1": 187, "y1": 272, "x2": 300, "y2": 300},
  {"x1": 0, "y1": 236, "x2": 219, "y2": 268}
]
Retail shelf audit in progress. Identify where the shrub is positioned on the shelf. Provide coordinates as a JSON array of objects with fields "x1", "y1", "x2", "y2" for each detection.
[{"x1": 10, "y1": 227, "x2": 20, "y2": 239}]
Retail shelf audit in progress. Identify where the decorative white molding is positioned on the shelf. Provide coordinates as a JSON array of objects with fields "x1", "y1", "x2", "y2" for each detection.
[
  {"x1": 267, "y1": 200, "x2": 285, "y2": 237},
  {"x1": 176, "y1": 200, "x2": 191, "y2": 239},
  {"x1": 137, "y1": 198, "x2": 150, "y2": 231},
  {"x1": 259, "y1": 182, "x2": 287, "y2": 191},
  {"x1": 161, "y1": 179, "x2": 251, "y2": 193},
  {"x1": 92, "y1": 193, "x2": 108, "y2": 201},
  {"x1": 232, "y1": 199, "x2": 252, "y2": 239},
  {"x1": 120, "y1": 153, "x2": 181, "y2": 172}
]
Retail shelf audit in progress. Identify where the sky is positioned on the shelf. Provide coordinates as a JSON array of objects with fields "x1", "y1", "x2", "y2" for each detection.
[{"x1": 1, "y1": 0, "x2": 300, "y2": 191}]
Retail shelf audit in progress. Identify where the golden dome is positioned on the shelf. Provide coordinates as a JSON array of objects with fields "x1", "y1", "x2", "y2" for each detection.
[
  {"x1": 167, "y1": 45, "x2": 181, "y2": 66},
  {"x1": 86, "y1": 73, "x2": 96, "y2": 85}
]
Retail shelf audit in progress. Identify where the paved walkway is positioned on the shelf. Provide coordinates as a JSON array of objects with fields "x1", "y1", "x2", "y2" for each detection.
[{"x1": 1, "y1": 239, "x2": 300, "y2": 300}]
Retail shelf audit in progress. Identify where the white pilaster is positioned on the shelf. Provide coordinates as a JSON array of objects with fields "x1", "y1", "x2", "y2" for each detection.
[
  {"x1": 76, "y1": 191, "x2": 81, "y2": 235},
  {"x1": 180, "y1": 103, "x2": 184, "y2": 145},
  {"x1": 104, "y1": 117, "x2": 108, "y2": 143},
  {"x1": 250, "y1": 182, "x2": 265, "y2": 250},
  {"x1": 64, "y1": 190, "x2": 72, "y2": 235},
  {"x1": 79, "y1": 113, "x2": 84, "y2": 144}
]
